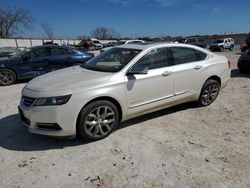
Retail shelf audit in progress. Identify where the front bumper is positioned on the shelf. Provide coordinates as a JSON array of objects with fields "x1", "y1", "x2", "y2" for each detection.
[{"x1": 18, "y1": 103, "x2": 77, "y2": 137}]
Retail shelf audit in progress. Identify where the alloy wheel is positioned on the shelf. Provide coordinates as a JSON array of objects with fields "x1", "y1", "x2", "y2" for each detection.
[
  {"x1": 0, "y1": 70, "x2": 15, "y2": 85},
  {"x1": 84, "y1": 106, "x2": 115, "y2": 138},
  {"x1": 201, "y1": 84, "x2": 219, "y2": 105}
]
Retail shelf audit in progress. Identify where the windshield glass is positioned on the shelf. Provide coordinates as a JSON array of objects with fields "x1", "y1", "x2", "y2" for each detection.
[
  {"x1": 13, "y1": 47, "x2": 32, "y2": 57},
  {"x1": 116, "y1": 41, "x2": 126, "y2": 45},
  {"x1": 214, "y1": 40, "x2": 223, "y2": 43},
  {"x1": 81, "y1": 47, "x2": 141, "y2": 72}
]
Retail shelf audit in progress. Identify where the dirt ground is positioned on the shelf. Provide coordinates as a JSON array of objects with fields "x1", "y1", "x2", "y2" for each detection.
[{"x1": 0, "y1": 50, "x2": 250, "y2": 188}]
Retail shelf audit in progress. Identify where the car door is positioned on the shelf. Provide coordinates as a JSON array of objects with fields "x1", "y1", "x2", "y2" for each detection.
[
  {"x1": 48, "y1": 47, "x2": 73, "y2": 70},
  {"x1": 169, "y1": 47, "x2": 208, "y2": 99},
  {"x1": 17, "y1": 47, "x2": 51, "y2": 78},
  {"x1": 224, "y1": 39, "x2": 230, "y2": 49},
  {"x1": 125, "y1": 47, "x2": 174, "y2": 115}
]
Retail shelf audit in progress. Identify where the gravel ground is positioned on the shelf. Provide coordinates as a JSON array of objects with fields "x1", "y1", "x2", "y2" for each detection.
[{"x1": 0, "y1": 50, "x2": 250, "y2": 188}]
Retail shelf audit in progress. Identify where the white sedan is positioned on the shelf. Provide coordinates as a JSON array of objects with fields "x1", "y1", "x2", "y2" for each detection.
[{"x1": 18, "y1": 43, "x2": 231, "y2": 141}]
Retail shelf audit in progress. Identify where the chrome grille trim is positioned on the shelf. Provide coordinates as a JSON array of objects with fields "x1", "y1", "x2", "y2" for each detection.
[{"x1": 22, "y1": 96, "x2": 37, "y2": 107}]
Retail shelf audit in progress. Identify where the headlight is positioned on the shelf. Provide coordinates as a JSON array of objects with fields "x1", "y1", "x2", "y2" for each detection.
[{"x1": 34, "y1": 94, "x2": 71, "y2": 106}]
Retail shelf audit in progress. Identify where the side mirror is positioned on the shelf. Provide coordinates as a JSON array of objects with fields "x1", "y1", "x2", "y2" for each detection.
[
  {"x1": 22, "y1": 56, "x2": 30, "y2": 62},
  {"x1": 127, "y1": 64, "x2": 148, "y2": 75}
]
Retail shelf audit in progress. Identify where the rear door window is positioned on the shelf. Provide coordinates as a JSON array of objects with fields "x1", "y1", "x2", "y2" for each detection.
[
  {"x1": 170, "y1": 47, "x2": 207, "y2": 65},
  {"x1": 50, "y1": 48, "x2": 70, "y2": 56}
]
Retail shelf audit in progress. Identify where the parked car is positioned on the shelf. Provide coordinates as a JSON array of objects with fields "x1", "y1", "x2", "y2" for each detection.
[
  {"x1": 238, "y1": 50, "x2": 250, "y2": 73},
  {"x1": 91, "y1": 38, "x2": 103, "y2": 50},
  {"x1": 75, "y1": 39, "x2": 94, "y2": 51},
  {"x1": 103, "y1": 42, "x2": 116, "y2": 48},
  {"x1": 101, "y1": 39, "x2": 145, "y2": 52},
  {"x1": 0, "y1": 47, "x2": 22, "y2": 58},
  {"x1": 0, "y1": 45, "x2": 94, "y2": 86},
  {"x1": 209, "y1": 38, "x2": 234, "y2": 51},
  {"x1": 184, "y1": 37, "x2": 207, "y2": 48},
  {"x1": 18, "y1": 43, "x2": 231, "y2": 141}
]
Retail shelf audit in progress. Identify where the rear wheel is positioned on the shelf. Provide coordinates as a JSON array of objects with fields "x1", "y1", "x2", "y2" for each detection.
[
  {"x1": 0, "y1": 69, "x2": 16, "y2": 86},
  {"x1": 198, "y1": 79, "x2": 220, "y2": 106},
  {"x1": 77, "y1": 100, "x2": 119, "y2": 141}
]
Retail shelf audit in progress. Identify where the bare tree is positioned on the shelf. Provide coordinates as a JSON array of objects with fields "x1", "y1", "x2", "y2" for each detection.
[
  {"x1": 0, "y1": 7, "x2": 33, "y2": 38},
  {"x1": 109, "y1": 28, "x2": 120, "y2": 39},
  {"x1": 91, "y1": 26, "x2": 120, "y2": 40},
  {"x1": 42, "y1": 22, "x2": 55, "y2": 40}
]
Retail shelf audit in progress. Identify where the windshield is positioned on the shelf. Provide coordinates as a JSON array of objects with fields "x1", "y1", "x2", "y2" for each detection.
[
  {"x1": 13, "y1": 47, "x2": 32, "y2": 57},
  {"x1": 93, "y1": 41, "x2": 101, "y2": 44},
  {"x1": 214, "y1": 40, "x2": 223, "y2": 43},
  {"x1": 81, "y1": 47, "x2": 141, "y2": 72},
  {"x1": 116, "y1": 41, "x2": 126, "y2": 45}
]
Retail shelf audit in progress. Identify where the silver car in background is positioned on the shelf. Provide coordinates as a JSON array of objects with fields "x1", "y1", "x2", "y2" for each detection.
[{"x1": 18, "y1": 43, "x2": 231, "y2": 141}]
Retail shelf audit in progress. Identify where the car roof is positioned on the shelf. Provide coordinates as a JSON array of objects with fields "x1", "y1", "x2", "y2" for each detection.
[
  {"x1": 30, "y1": 45, "x2": 74, "y2": 50},
  {"x1": 115, "y1": 42, "x2": 205, "y2": 51}
]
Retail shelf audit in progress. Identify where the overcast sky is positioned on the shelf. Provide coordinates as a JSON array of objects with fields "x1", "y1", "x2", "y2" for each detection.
[{"x1": 2, "y1": 0, "x2": 250, "y2": 38}]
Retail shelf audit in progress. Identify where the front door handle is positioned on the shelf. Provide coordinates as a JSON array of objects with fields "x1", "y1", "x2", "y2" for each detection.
[
  {"x1": 162, "y1": 71, "x2": 172, "y2": 77},
  {"x1": 194, "y1": 65, "x2": 202, "y2": 70}
]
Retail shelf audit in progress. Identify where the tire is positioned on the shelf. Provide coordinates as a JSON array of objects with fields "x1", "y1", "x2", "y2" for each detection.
[
  {"x1": 0, "y1": 69, "x2": 16, "y2": 86},
  {"x1": 198, "y1": 79, "x2": 220, "y2": 106},
  {"x1": 77, "y1": 100, "x2": 119, "y2": 141}
]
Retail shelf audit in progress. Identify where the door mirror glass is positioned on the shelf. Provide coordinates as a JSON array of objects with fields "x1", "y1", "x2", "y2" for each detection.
[{"x1": 128, "y1": 64, "x2": 148, "y2": 75}]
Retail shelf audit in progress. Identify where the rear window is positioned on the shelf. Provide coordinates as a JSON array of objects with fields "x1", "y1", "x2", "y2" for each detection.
[{"x1": 171, "y1": 47, "x2": 207, "y2": 65}]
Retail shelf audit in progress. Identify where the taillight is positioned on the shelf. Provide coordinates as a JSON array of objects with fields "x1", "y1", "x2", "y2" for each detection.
[{"x1": 228, "y1": 60, "x2": 232, "y2": 69}]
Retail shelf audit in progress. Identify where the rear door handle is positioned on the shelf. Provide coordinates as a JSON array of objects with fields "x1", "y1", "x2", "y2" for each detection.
[
  {"x1": 162, "y1": 71, "x2": 172, "y2": 77},
  {"x1": 194, "y1": 65, "x2": 202, "y2": 70}
]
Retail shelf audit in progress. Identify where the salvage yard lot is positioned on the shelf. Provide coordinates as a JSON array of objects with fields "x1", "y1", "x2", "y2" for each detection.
[{"x1": 0, "y1": 51, "x2": 250, "y2": 188}]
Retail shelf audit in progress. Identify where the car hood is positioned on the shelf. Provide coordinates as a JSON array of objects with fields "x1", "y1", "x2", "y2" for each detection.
[{"x1": 25, "y1": 66, "x2": 113, "y2": 92}]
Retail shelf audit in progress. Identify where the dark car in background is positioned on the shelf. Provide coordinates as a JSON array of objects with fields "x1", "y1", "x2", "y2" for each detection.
[
  {"x1": 238, "y1": 50, "x2": 250, "y2": 73},
  {"x1": 0, "y1": 45, "x2": 94, "y2": 86},
  {"x1": 184, "y1": 37, "x2": 207, "y2": 48}
]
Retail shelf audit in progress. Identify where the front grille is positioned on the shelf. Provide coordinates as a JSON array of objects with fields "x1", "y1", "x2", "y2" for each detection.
[{"x1": 22, "y1": 96, "x2": 36, "y2": 107}]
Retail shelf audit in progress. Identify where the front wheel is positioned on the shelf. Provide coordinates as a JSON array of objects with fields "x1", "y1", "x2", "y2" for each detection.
[
  {"x1": 77, "y1": 100, "x2": 119, "y2": 141},
  {"x1": 198, "y1": 79, "x2": 220, "y2": 106},
  {"x1": 0, "y1": 69, "x2": 16, "y2": 86}
]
